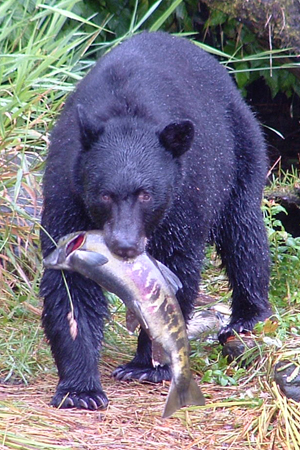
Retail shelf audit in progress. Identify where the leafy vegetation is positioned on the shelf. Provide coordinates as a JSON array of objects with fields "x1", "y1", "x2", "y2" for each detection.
[
  {"x1": 264, "y1": 171, "x2": 300, "y2": 306},
  {"x1": 202, "y1": 9, "x2": 300, "y2": 98}
]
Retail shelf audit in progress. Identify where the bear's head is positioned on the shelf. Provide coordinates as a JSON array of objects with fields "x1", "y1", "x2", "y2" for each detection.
[{"x1": 75, "y1": 105, "x2": 194, "y2": 258}]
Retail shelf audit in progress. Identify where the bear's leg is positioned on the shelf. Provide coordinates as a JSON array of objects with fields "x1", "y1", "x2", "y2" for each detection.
[
  {"x1": 113, "y1": 328, "x2": 171, "y2": 382},
  {"x1": 41, "y1": 269, "x2": 109, "y2": 409},
  {"x1": 216, "y1": 197, "x2": 271, "y2": 344},
  {"x1": 113, "y1": 252, "x2": 201, "y2": 382}
]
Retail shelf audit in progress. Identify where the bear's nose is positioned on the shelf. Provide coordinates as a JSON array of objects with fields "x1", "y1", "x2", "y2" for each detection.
[{"x1": 110, "y1": 240, "x2": 140, "y2": 259}]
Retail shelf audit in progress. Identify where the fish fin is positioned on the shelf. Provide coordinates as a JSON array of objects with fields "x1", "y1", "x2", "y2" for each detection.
[
  {"x1": 126, "y1": 308, "x2": 140, "y2": 334},
  {"x1": 131, "y1": 300, "x2": 150, "y2": 332},
  {"x1": 155, "y1": 260, "x2": 182, "y2": 294},
  {"x1": 152, "y1": 340, "x2": 171, "y2": 367},
  {"x1": 162, "y1": 377, "x2": 205, "y2": 419},
  {"x1": 75, "y1": 251, "x2": 109, "y2": 267}
]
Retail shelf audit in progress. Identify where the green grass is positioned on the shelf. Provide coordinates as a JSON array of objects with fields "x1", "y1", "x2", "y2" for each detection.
[
  {"x1": 0, "y1": 0, "x2": 89, "y2": 385},
  {"x1": 263, "y1": 170, "x2": 300, "y2": 306}
]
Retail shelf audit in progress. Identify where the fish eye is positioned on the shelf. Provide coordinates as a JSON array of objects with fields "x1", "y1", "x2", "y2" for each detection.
[{"x1": 138, "y1": 191, "x2": 152, "y2": 202}]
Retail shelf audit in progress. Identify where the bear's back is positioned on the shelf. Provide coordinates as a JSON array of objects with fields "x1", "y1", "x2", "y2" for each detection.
[{"x1": 60, "y1": 31, "x2": 238, "y2": 133}]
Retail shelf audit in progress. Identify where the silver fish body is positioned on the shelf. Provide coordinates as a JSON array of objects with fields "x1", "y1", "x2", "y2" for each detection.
[{"x1": 43, "y1": 230, "x2": 205, "y2": 418}]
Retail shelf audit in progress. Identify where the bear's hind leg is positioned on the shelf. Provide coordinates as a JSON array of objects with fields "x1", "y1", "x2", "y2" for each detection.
[
  {"x1": 216, "y1": 196, "x2": 271, "y2": 345},
  {"x1": 112, "y1": 328, "x2": 172, "y2": 382}
]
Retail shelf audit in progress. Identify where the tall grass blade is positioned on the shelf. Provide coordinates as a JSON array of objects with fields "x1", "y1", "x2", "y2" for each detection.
[
  {"x1": 149, "y1": 0, "x2": 182, "y2": 32},
  {"x1": 133, "y1": 0, "x2": 163, "y2": 32},
  {"x1": 38, "y1": 3, "x2": 111, "y2": 32}
]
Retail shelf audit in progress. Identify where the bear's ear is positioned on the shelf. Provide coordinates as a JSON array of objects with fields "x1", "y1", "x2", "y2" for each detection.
[
  {"x1": 77, "y1": 104, "x2": 104, "y2": 150},
  {"x1": 159, "y1": 120, "x2": 194, "y2": 158}
]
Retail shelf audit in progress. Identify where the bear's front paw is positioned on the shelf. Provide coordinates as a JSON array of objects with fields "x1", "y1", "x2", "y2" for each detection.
[
  {"x1": 51, "y1": 389, "x2": 108, "y2": 410},
  {"x1": 112, "y1": 362, "x2": 171, "y2": 383}
]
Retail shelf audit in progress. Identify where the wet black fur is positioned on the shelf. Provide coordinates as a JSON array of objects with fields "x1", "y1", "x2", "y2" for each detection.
[{"x1": 40, "y1": 31, "x2": 271, "y2": 410}]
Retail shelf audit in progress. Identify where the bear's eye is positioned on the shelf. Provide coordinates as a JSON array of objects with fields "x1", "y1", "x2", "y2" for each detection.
[
  {"x1": 100, "y1": 193, "x2": 112, "y2": 203},
  {"x1": 138, "y1": 191, "x2": 152, "y2": 202}
]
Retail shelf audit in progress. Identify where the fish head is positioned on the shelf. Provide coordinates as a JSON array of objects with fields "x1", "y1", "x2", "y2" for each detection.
[{"x1": 43, "y1": 232, "x2": 86, "y2": 269}]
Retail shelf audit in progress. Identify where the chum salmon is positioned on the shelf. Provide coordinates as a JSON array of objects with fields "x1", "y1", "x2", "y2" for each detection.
[{"x1": 43, "y1": 230, "x2": 205, "y2": 418}]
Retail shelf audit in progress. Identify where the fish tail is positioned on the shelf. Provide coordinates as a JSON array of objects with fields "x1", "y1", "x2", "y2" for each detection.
[{"x1": 162, "y1": 377, "x2": 205, "y2": 419}]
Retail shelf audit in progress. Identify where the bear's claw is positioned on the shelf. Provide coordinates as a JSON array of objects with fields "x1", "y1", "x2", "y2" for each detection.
[
  {"x1": 112, "y1": 363, "x2": 172, "y2": 383},
  {"x1": 51, "y1": 390, "x2": 108, "y2": 410}
]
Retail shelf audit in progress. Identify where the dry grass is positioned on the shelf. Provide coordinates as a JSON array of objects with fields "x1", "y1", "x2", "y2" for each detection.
[{"x1": 1, "y1": 349, "x2": 300, "y2": 450}]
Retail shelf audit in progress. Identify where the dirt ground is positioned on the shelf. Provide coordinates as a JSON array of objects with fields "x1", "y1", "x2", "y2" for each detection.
[{"x1": 0, "y1": 364, "x2": 288, "y2": 450}]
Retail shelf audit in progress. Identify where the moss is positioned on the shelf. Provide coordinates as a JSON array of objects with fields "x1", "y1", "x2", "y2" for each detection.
[{"x1": 202, "y1": 0, "x2": 300, "y2": 51}]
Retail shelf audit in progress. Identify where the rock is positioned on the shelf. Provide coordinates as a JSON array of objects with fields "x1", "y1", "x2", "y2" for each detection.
[{"x1": 274, "y1": 360, "x2": 300, "y2": 402}]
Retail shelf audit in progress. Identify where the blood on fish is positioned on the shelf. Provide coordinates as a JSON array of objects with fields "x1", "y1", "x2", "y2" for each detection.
[{"x1": 66, "y1": 233, "x2": 85, "y2": 256}]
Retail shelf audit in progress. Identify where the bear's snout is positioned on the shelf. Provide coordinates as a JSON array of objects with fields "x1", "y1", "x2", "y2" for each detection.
[{"x1": 109, "y1": 237, "x2": 141, "y2": 259}]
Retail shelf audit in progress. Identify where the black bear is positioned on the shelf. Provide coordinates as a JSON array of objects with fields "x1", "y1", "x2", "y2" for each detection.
[{"x1": 40, "y1": 31, "x2": 271, "y2": 410}]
